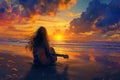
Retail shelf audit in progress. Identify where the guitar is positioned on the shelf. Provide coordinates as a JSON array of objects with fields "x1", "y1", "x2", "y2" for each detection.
[{"x1": 52, "y1": 54, "x2": 69, "y2": 59}]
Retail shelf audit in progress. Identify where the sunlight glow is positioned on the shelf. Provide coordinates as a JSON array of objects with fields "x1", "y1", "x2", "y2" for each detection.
[{"x1": 54, "y1": 34, "x2": 64, "y2": 41}]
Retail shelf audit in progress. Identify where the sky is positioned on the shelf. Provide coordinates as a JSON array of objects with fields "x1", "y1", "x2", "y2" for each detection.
[{"x1": 0, "y1": 0, "x2": 119, "y2": 41}]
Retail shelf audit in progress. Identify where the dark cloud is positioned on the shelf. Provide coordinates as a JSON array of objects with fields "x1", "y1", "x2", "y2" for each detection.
[
  {"x1": 0, "y1": 0, "x2": 7, "y2": 15},
  {"x1": 69, "y1": 0, "x2": 120, "y2": 33},
  {"x1": 0, "y1": 0, "x2": 76, "y2": 19},
  {"x1": 18, "y1": 0, "x2": 76, "y2": 16},
  {"x1": 96, "y1": 0, "x2": 120, "y2": 30},
  {"x1": 19, "y1": 0, "x2": 40, "y2": 16},
  {"x1": 0, "y1": 8, "x2": 5, "y2": 13},
  {"x1": 0, "y1": 0, "x2": 76, "y2": 26}
]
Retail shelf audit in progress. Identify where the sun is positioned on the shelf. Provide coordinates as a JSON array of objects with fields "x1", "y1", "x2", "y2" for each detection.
[{"x1": 54, "y1": 34, "x2": 64, "y2": 40}]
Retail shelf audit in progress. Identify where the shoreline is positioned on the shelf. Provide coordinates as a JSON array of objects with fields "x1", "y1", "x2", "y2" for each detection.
[{"x1": 0, "y1": 51, "x2": 120, "y2": 80}]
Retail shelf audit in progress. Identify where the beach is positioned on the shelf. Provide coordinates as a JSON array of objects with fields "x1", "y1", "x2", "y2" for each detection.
[
  {"x1": 0, "y1": 40, "x2": 120, "y2": 80},
  {"x1": 0, "y1": 0, "x2": 119, "y2": 80}
]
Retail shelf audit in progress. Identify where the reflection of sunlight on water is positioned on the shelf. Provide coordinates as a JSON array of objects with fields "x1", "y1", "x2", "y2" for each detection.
[
  {"x1": 54, "y1": 45, "x2": 120, "y2": 67},
  {"x1": 89, "y1": 54, "x2": 96, "y2": 62},
  {"x1": 0, "y1": 44, "x2": 32, "y2": 57},
  {"x1": 0, "y1": 40, "x2": 120, "y2": 66}
]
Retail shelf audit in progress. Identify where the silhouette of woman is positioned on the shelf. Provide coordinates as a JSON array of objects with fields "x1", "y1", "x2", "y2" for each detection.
[{"x1": 27, "y1": 26, "x2": 57, "y2": 66}]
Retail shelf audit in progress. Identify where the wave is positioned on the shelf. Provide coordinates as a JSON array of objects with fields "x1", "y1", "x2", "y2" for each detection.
[{"x1": 0, "y1": 38, "x2": 120, "y2": 53}]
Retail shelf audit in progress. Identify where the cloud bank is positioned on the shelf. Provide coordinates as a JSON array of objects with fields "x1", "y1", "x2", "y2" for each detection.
[
  {"x1": 69, "y1": 0, "x2": 120, "y2": 33},
  {"x1": 0, "y1": 0, "x2": 76, "y2": 17},
  {"x1": 0, "y1": 0, "x2": 76, "y2": 25}
]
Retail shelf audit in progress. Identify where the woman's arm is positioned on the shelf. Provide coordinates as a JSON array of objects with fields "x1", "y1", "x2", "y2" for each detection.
[{"x1": 50, "y1": 47, "x2": 57, "y2": 61}]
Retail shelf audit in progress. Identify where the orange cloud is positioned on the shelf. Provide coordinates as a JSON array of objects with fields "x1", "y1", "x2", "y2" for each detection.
[
  {"x1": 0, "y1": 26, "x2": 32, "y2": 39},
  {"x1": 58, "y1": 0, "x2": 77, "y2": 10}
]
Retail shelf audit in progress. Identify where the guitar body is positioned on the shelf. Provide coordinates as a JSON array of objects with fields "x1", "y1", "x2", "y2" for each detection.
[
  {"x1": 35, "y1": 47, "x2": 68, "y2": 65},
  {"x1": 50, "y1": 47, "x2": 69, "y2": 59}
]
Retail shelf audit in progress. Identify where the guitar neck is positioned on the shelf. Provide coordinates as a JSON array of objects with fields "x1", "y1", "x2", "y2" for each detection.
[
  {"x1": 52, "y1": 53, "x2": 65, "y2": 57},
  {"x1": 51, "y1": 53, "x2": 69, "y2": 59}
]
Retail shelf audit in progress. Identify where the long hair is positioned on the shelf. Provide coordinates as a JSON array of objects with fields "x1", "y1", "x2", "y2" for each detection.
[{"x1": 27, "y1": 26, "x2": 49, "y2": 51}]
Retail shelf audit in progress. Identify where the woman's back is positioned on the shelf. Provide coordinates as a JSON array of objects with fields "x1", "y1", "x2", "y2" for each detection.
[
  {"x1": 33, "y1": 47, "x2": 50, "y2": 65},
  {"x1": 33, "y1": 47, "x2": 57, "y2": 65}
]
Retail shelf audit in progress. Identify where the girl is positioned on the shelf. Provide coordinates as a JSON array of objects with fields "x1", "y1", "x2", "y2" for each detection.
[{"x1": 27, "y1": 26, "x2": 57, "y2": 66}]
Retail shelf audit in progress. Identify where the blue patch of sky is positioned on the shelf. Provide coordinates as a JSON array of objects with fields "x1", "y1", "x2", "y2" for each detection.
[
  {"x1": 71, "y1": 0, "x2": 91, "y2": 13},
  {"x1": 56, "y1": 0, "x2": 112, "y2": 22},
  {"x1": 70, "y1": 0, "x2": 112, "y2": 13},
  {"x1": 100, "y1": 0, "x2": 112, "y2": 4}
]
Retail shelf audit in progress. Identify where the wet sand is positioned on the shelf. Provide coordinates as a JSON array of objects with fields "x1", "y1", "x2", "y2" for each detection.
[{"x1": 0, "y1": 51, "x2": 120, "y2": 80}]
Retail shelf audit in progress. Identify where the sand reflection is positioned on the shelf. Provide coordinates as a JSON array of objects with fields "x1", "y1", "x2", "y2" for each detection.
[
  {"x1": 24, "y1": 64, "x2": 69, "y2": 80},
  {"x1": 0, "y1": 42, "x2": 120, "y2": 80}
]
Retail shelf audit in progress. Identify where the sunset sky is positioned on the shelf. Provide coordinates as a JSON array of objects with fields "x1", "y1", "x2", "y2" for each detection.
[{"x1": 0, "y1": 0, "x2": 119, "y2": 41}]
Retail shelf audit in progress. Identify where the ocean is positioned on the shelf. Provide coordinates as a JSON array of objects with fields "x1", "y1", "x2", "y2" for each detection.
[
  {"x1": 0, "y1": 38, "x2": 120, "y2": 80},
  {"x1": 0, "y1": 38, "x2": 120, "y2": 56}
]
